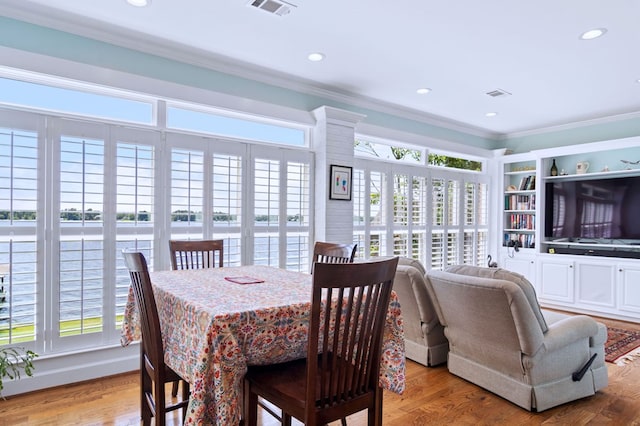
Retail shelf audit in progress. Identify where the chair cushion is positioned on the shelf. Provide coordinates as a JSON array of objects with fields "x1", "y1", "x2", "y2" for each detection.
[{"x1": 445, "y1": 265, "x2": 548, "y2": 333}]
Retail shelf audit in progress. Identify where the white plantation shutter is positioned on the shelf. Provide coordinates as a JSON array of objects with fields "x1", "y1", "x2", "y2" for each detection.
[
  {"x1": 447, "y1": 179, "x2": 460, "y2": 227},
  {"x1": 250, "y1": 146, "x2": 312, "y2": 270},
  {"x1": 114, "y1": 136, "x2": 156, "y2": 330},
  {"x1": 171, "y1": 148, "x2": 205, "y2": 237},
  {"x1": 446, "y1": 179, "x2": 460, "y2": 266},
  {"x1": 48, "y1": 120, "x2": 161, "y2": 350},
  {"x1": 463, "y1": 181, "x2": 489, "y2": 265},
  {"x1": 446, "y1": 231, "x2": 459, "y2": 266},
  {"x1": 353, "y1": 157, "x2": 488, "y2": 270},
  {"x1": 57, "y1": 134, "x2": 105, "y2": 338},
  {"x1": 411, "y1": 176, "x2": 428, "y2": 260},
  {"x1": 285, "y1": 161, "x2": 310, "y2": 271},
  {"x1": 352, "y1": 169, "x2": 366, "y2": 258},
  {"x1": 253, "y1": 158, "x2": 280, "y2": 266},
  {"x1": 368, "y1": 170, "x2": 387, "y2": 257},
  {"x1": 116, "y1": 143, "x2": 154, "y2": 228},
  {"x1": 0, "y1": 123, "x2": 40, "y2": 347},
  {"x1": 392, "y1": 174, "x2": 409, "y2": 257},
  {"x1": 369, "y1": 171, "x2": 386, "y2": 226},
  {"x1": 430, "y1": 177, "x2": 446, "y2": 269},
  {"x1": 211, "y1": 153, "x2": 243, "y2": 266}
]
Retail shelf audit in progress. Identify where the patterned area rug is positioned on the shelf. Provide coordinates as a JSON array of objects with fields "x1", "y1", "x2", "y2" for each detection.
[{"x1": 605, "y1": 326, "x2": 640, "y2": 364}]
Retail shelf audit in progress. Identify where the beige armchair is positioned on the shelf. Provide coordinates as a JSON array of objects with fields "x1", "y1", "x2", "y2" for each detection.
[
  {"x1": 393, "y1": 258, "x2": 448, "y2": 366},
  {"x1": 425, "y1": 265, "x2": 608, "y2": 412}
]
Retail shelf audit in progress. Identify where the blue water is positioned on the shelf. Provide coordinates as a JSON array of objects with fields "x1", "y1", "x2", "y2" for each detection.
[{"x1": 0, "y1": 228, "x2": 310, "y2": 329}]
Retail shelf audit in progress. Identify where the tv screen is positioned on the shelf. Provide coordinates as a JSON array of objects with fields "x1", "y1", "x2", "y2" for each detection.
[{"x1": 545, "y1": 175, "x2": 640, "y2": 242}]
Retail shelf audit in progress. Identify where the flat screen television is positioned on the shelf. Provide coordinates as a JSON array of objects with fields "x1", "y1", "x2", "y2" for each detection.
[{"x1": 544, "y1": 175, "x2": 640, "y2": 243}]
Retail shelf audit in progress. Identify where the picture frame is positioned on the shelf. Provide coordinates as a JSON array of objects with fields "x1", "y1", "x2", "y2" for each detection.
[{"x1": 329, "y1": 164, "x2": 352, "y2": 201}]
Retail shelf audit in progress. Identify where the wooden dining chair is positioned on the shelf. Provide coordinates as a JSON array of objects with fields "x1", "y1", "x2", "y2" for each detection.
[
  {"x1": 243, "y1": 257, "x2": 399, "y2": 426},
  {"x1": 168, "y1": 239, "x2": 224, "y2": 396},
  {"x1": 311, "y1": 241, "x2": 357, "y2": 273},
  {"x1": 169, "y1": 239, "x2": 224, "y2": 270},
  {"x1": 123, "y1": 251, "x2": 190, "y2": 426}
]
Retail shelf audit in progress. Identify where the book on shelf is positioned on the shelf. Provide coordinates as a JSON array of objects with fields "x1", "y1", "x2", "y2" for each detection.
[
  {"x1": 515, "y1": 174, "x2": 536, "y2": 191},
  {"x1": 503, "y1": 233, "x2": 535, "y2": 249},
  {"x1": 504, "y1": 194, "x2": 536, "y2": 210},
  {"x1": 526, "y1": 175, "x2": 536, "y2": 190}
]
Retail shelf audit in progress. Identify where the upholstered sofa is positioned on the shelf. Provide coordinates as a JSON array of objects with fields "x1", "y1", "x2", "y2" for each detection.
[
  {"x1": 393, "y1": 258, "x2": 448, "y2": 366},
  {"x1": 425, "y1": 265, "x2": 608, "y2": 412}
]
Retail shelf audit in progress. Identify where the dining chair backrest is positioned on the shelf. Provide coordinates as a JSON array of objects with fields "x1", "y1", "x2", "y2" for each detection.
[
  {"x1": 123, "y1": 251, "x2": 163, "y2": 369},
  {"x1": 123, "y1": 251, "x2": 189, "y2": 425},
  {"x1": 311, "y1": 241, "x2": 357, "y2": 272},
  {"x1": 243, "y1": 257, "x2": 399, "y2": 425},
  {"x1": 169, "y1": 239, "x2": 224, "y2": 270},
  {"x1": 307, "y1": 257, "x2": 398, "y2": 421}
]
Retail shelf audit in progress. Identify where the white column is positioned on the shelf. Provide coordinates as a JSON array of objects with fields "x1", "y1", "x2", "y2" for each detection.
[{"x1": 312, "y1": 106, "x2": 366, "y2": 244}]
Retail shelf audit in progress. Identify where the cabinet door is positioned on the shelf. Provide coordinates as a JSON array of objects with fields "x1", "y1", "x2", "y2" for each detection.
[
  {"x1": 502, "y1": 255, "x2": 536, "y2": 285},
  {"x1": 618, "y1": 265, "x2": 640, "y2": 315},
  {"x1": 576, "y1": 262, "x2": 616, "y2": 310},
  {"x1": 538, "y1": 258, "x2": 574, "y2": 303}
]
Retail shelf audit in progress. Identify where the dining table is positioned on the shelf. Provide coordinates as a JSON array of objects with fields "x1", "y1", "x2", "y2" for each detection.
[{"x1": 121, "y1": 264, "x2": 406, "y2": 425}]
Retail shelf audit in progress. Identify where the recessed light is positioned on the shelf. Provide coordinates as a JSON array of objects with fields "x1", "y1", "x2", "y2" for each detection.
[
  {"x1": 485, "y1": 112, "x2": 498, "y2": 117},
  {"x1": 580, "y1": 28, "x2": 607, "y2": 40},
  {"x1": 307, "y1": 53, "x2": 325, "y2": 62},
  {"x1": 416, "y1": 88, "x2": 432, "y2": 95},
  {"x1": 126, "y1": 0, "x2": 151, "y2": 6}
]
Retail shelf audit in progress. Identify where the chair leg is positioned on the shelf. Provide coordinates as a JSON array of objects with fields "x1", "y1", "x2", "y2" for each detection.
[
  {"x1": 182, "y1": 381, "x2": 190, "y2": 422},
  {"x1": 141, "y1": 374, "x2": 152, "y2": 426},
  {"x1": 171, "y1": 380, "x2": 179, "y2": 397},
  {"x1": 369, "y1": 386, "x2": 383, "y2": 426},
  {"x1": 140, "y1": 349, "x2": 152, "y2": 426},
  {"x1": 244, "y1": 380, "x2": 259, "y2": 426},
  {"x1": 154, "y1": 373, "x2": 167, "y2": 426}
]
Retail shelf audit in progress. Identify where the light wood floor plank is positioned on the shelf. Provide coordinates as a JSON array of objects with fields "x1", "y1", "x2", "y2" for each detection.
[{"x1": 1, "y1": 315, "x2": 638, "y2": 425}]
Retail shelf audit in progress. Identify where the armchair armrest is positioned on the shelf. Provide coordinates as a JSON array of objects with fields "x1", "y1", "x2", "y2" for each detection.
[{"x1": 542, "y1": 315, "x2": 599, "y2": 353}]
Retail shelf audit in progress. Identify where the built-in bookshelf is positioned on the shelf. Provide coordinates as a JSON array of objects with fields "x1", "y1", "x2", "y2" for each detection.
[{"x1": 502, "y1": 158, "x2": 537, "y2": 249}]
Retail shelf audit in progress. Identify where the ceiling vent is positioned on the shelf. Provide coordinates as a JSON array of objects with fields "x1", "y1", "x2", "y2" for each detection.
[
  {"x1": 248, "y1": 0, "x2": 296, "y2": 16},
  {"x1": 486, "y1": 88, "x2": 512, "y2": 98}
]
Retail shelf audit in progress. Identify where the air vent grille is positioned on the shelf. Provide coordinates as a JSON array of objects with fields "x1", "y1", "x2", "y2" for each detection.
[
  {"x1": 486, "y1": 89, "x2": 512, "y2": 98},
  {"x1": 249, "y1": 0, "x2": 296, "y2": 16}
]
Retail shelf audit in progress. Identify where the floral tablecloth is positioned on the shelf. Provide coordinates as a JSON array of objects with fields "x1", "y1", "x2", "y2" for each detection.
[{"x1": 121, "y1": 265, "x2": 405, "y2": 425}]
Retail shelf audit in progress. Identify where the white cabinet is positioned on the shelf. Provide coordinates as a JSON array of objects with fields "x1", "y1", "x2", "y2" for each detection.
[
  {"x1": 537, "y1": 255, "x2": 640, "y2": 321},
  {"x1": 575, "y1": 261, "x2": 616, "y2": 313},
  {"x1": 538, "y1": 257, "x2": 574, "y2": 303},
  {"x1": 617, "y1": 263, "x2": 640, "y2": 316},
  {"x1": 502, "y1": 253, "x2": 536, "y2": 284}
]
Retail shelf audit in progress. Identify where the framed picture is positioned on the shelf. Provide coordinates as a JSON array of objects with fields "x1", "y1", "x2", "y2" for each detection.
[{"x1": 329, "y1": 164, "x2": 352, "y2": 201}]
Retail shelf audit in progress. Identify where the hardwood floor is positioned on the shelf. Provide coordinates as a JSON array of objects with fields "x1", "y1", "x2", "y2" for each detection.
[{"x1": 1, "y1": 315, "x2": 639, "y2": 425}]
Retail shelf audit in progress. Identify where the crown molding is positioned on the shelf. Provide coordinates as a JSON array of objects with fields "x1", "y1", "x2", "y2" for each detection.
[{"x1": 502, "y1": 110, "x2": 640, "y2": 140}]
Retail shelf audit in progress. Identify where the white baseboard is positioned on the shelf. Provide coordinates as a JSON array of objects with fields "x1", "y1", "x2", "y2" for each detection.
[{"x1": 2, "y1": 343, "x2": 139, "y2": 397}]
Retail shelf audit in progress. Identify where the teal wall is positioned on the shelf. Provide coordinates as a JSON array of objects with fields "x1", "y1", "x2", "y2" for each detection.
[
  {"x1": 504, "y1": 117, "x2": 640, "y2": 153},
  {"x1": 2, "y1": 16, "x2": 639, "y2": 153}
]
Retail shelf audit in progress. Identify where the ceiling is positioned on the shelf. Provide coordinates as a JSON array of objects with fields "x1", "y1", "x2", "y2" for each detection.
[{"x1": 2, "y1": 0, "x2": 640, "y2": 137}]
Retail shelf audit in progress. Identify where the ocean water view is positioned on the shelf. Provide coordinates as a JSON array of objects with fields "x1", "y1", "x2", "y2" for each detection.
[{"x1": 1, "y1": 218, "x2": 311, "y2": 342}]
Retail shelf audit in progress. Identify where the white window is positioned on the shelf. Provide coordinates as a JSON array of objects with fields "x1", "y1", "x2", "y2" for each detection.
[
  {"x1": 0, "y1": 77, "x2": 154, "y2": 124},
  {"x1": 251, "y1": 146, "x2": 312, "y2": 271},
  {"x1": 354, "y1": 139, "x2": 489, "y2": 270},
  {"x1": 167, "y1": 105, "x2": 307, "y2": 147},
  {"x1": 0, "y1": 100, "x2": 313, "y2": 356}
]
